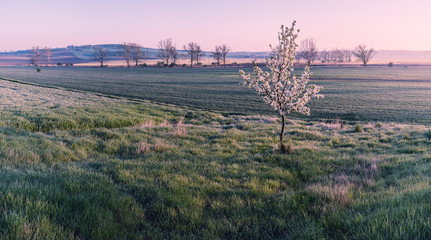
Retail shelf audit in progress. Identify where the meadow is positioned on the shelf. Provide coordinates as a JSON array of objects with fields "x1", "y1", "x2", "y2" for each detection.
[
  {"x1": 2, "y1": 66, "x2": 431, "y2": 123},
  {"x1": 0, "y1": 66, "x2": 431, "y2": 239}
]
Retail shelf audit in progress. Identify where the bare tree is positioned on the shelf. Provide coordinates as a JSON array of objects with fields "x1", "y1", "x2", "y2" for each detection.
[
  {"x1": 343, "y1": 49, "x2": 352, "y2": 62},
  {"x1": 220, "y1": 44, "x2": 231, "y2": 66},
  {"x1": 319, "y1": 49, "x2": 330, "y2": 63},
  {"x1": 93, "y1": 46, "x2": 109, "y2": 67},
  {"x1": 329, "y1": 49, "x2": 337, "y2": 63},
  {"x1": 270, "y1": 45, "x2": 282, "y2": 59},
  {"x1": 212, "y1": 46, "x2": 222, "y2": 65},
  {"x1": 44, "y1": 47, "x2": 51, "y2": 66},
  {"x1": 170, "y1": 45, "x2": 178, "y2": 65},
  {"x1": 130, "y1": 43, "x2": 144, "y2": 66},
  {"x1": 121, "y1": 42, "x2": 133, "y2": 67},
  {"x1": 195, "y1": 45, "x2": 204, "y2": 65},
  {"x1": 158, "y1": 38, "x2": 174, "y2": 65},
  {"x1": 31, "y1": 46, "x2": 42, "y2": 66},
  {"x1": 184, "y1": 42, "x2": 198, "y2": 67},
  {"x1": 297, "y1": 38, "x2": 318, "y2": 65},
  {"x1": 334, "y1": 49, "x2": 345, "y2": 62},
  {"x1": 353, "y1": 44, "x2": 376, "y2": 67},
  {"x1": 329, "y1": 49, "x2": 338, "y2": 63}
]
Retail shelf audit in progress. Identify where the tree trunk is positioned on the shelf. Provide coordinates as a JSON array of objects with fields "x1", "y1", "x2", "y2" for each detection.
[{"x1": 280, "y1": 114, "x2": 286, "y2": 153}]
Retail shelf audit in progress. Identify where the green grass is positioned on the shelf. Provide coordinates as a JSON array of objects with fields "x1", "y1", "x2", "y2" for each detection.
[
  {"x1": 0, "y1": 78, "x2": 431, "y2": 239},
  {"x1": 2, "y1": 66, "x2": 431, "y2": 123}
]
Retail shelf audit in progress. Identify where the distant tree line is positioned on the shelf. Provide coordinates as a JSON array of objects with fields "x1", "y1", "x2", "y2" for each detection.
[
  {"x1": 90, "y1": 39, "x2": 232, "y2": 68},
  {"x1": 30, "y1": 37, "x2": 375, "y2": 68},
  {"x1": 296, "y1": 38, "x2": 376, "y2": 67}
]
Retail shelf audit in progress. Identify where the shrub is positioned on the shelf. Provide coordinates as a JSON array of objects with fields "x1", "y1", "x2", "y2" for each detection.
[
  {"x1": 169, "y1": 63, "x2": 176, "y2": 67},
  {"x1": 57, "y1": 62, "x2": 62, "y2": 66},
  {"x1": 182, "y1": 64, "x2": 187, "y2": 67},
  {"x1": 279, "y1": 141, "x2": 294, "y2": 154},
  {"x1": 354, "y1": 124, "x2": 363, "y2": 133},
  {"x1": 388, "y1": 62, "x2": 394, "y2": 67},
  {"x1": 156, "y1": 61, "x2": 164, "y2": 67},
  {"x1": 36, "y1": 68, "x2": 41, "y2": 72}
]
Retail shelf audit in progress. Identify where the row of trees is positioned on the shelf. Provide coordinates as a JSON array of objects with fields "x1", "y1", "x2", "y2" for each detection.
[
  {"x1": 93, "y1": 43, "x2": 144, "y2": 67},
  {"x1": 319, "y1": 48, "x2": 352, "y2": 64},
  {"x1": 296, "y1": 38, "x2": 376, "y2": 67},
  {"x1": 30, "y1": 46, "x2": 51, "y2": 66},
  {"x1": 152, "y1": 39, "x2": 231, "y2": 67},
  {"x1": 121, "y1": 42, "x2": 144, "y2": 67},
  {"x1": 31, "y1": 40, "x2": 374, "y2": 68},
  {"x1": 93, "y1": 39, "x2": 231, "y2": 68}
]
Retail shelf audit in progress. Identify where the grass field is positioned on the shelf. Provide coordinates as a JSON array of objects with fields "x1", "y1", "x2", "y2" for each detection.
[
  {"x1": 2, "y1": 66, "x2": 431, "y2": 123},
  {"x1": 1, "y1": 66, "x2": 431, "y2": 239}
]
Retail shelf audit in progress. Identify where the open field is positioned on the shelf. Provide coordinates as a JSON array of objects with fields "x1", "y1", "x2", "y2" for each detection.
[
  {"x1": 2, "y1": 66, "x2": 431, "y2": 123},
  {"x1": 0, "y1": 76, "x2": 431, "y2": 239}
]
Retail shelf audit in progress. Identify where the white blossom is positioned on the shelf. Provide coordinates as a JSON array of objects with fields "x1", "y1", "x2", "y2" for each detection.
[{"x1": 240, "y1": 21, "x2": 323, "y2": 117}]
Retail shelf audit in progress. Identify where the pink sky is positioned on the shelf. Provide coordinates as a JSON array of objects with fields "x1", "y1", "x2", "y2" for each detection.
[{"x1": 1, "y1": 0, "x2": 430, "y2": 52}]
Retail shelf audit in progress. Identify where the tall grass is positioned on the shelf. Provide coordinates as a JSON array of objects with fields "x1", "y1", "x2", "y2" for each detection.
[{"x1": 0, "y1": 79, "x2": 431, "y2": 239}]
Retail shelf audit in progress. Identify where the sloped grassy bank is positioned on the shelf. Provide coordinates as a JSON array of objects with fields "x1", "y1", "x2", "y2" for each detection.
[{"x1": 0, "y1": 80, "x2": 430, "y2": 239}]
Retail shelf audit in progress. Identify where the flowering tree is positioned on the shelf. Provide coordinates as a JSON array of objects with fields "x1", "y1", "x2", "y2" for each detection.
[{"x1": 240, "y1": 21, "x2": 323, "y2": 153}]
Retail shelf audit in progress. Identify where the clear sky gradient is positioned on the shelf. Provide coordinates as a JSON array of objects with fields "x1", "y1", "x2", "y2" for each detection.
[{"x1": 1, "y1": 0, "x2": 430, "y2": 52}]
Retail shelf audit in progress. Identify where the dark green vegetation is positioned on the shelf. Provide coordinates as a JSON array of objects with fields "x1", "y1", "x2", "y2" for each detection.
[
  {"x1": 2, "y1": 66, "x2": 431, "y2": 123},
  {"x1": 1, "y1": 67, "x2": 431, "y2": 239}
]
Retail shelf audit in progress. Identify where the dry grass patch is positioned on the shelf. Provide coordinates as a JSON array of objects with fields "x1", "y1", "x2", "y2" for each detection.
[
  {"x1": 136, "y1": 138, "x2": 172, "y2": 154},
  {"x1": 307, "y1": 174, "x2": 353, "y2": 207}
]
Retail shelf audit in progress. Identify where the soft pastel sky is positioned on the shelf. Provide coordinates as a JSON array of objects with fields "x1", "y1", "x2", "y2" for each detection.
[{"x1": 1, "y1": 0, "x2": 430, "y2": 52}]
